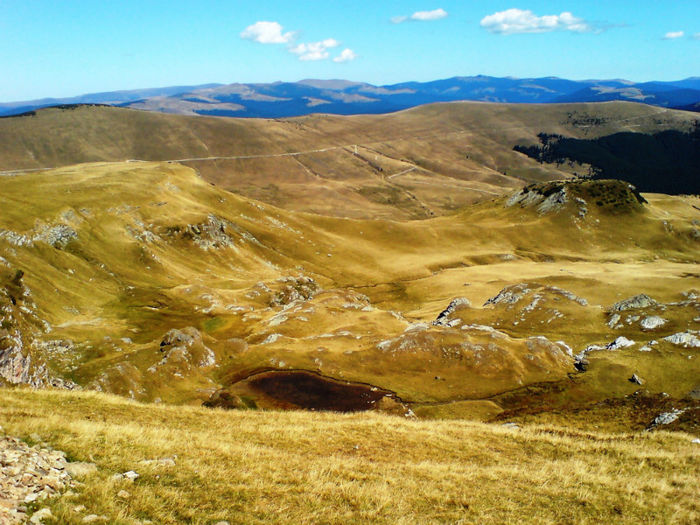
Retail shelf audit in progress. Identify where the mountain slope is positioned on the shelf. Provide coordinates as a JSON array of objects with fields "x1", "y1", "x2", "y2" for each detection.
[{"x1": 1, "y1": 161, "x2": 698, "y2": 419}]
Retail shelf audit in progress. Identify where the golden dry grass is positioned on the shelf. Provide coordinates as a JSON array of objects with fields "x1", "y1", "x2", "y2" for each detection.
[{"x1": 1, "y1": 387, "x2": 698, "y2": 524}]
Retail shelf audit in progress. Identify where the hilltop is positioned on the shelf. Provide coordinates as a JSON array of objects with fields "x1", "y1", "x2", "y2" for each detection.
[{"x1": 1, "y1": 101, "x2": 698, "y2": 220}]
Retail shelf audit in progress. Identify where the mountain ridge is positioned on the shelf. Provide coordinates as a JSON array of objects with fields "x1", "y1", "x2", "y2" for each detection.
[{"x1": 2, "y1": 75, "x2": 700, "y2": 118}]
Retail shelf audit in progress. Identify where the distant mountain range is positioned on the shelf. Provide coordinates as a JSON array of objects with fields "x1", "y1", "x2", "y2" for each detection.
[{"x1": 2, "y1": 76, "x2": 700, "y2": 118}]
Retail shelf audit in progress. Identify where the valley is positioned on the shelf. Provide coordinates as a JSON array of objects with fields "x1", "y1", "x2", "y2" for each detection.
[{"x1": 0, "y1": 101, "x2": 698, "y2": 524}]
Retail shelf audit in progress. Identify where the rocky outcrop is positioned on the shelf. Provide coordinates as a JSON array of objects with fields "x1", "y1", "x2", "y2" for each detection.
[
  {"x1": 506, "y1": 184, "x2": 569, "y2": 214},
  {"x1": 0, "y1": 270, "x2": 77, "y2": 389},
  {"x1": 640, "y1": 316, "x2": 667, "y2": 330},
  {"x1": 646, "y1": 408, "x2": 686, "y2": 431},
  {"x1": 433, "y1": 297, "x2": 471, "y2": 327},
  {"x1": 610, "y1": 294, "x2": 657, "y2": 312},
  {"x1": 156, "y1": 327, "x2": 216, "y2": 368},
  {"x1": 663, "y1": 331, "x2": 700, "y2": 348},
  {"x1": 270, "y1": 276, "x2": 319, "y2": 306},
  {"x1": 164, "y1": 214, "x2": 235, "y2": 250},
  {"x1": 574, "y1": 337, "x2": 636, "y2": 372}
]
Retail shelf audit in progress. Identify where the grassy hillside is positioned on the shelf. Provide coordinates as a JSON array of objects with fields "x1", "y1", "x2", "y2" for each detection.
[
  {"x1": 1, "y1": 102, "x2": 697, "y2": 219},
  {"x1": 1, "y1": 388, "x2": 698, "y2": 524},
  {"x1": 0, "y1": 161, "x2": 698, "y2": 424}
]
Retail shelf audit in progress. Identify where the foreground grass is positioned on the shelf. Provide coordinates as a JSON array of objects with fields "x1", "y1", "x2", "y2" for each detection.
[{"x1": 1, "y1": 388, "x2": 698, "y2": 524}]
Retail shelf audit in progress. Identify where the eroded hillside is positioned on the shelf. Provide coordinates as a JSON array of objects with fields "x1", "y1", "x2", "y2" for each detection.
[{"x1": 0, "y1": 161, "x2": 698, "y2": 427}]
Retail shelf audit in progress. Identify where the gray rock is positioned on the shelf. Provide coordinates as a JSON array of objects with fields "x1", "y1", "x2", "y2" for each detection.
[
  {"x1": 610, "y1": 294, "x2": 657, "y2": 312},
  {"x1": 663, "y1": 332, "x2": 700, "y2": 348},
  {"x1": 629, "y1": 374, "x2": 644, "y2": 385},
  {"x1": 433, "y1": 297, "x2": 471, "y2": 326},
  {"x1": 484, "y1": 284, "x2": 530, "y2": 306},
  {"x1": 640, "y1": 316, "x2": 667, "y2": 330},
  {"x1": 606, "y1": 336, "x2": 635, "y2": 350},
  {"x1": 647, "y1": 408, "x2": 685, "y2": 430},
  {"x1": 122, "y1": 470, "x2": 139, "y2": 482},
  {"x1": 29, "y1": 508, "x2": 53, "y2": 524},
  {"x1": 607, "y1": 313, "x2": 621, "y2": 328}
]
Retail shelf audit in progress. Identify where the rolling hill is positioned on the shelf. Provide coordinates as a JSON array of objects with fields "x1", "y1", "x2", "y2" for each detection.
[{"x1": 1, "y1": 102, "x2": 698, "y2": 220}]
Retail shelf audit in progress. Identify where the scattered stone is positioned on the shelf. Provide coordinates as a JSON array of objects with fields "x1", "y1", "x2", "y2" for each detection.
[
  {"x1": 122, "y1": 470, "x2": 139, "y2": 482},
  {"x1": 640, "y1": 316, "x2": 667, "y2": 330},
  {"x1": 117, "y1": 490, "x2": 131, "y2": 499},
  {"x1": 607, "y1": 313, "x2": 621, "y2": 329},
  {"x1": 113, "y1": 470, "x2": 139, "y2": 482},
  {"x1": 501, "y1": 422, "x2": 520, "y2": 429},
  {"x1": 0, "y1": 435, "x2": 76, "y2": 524},
  {"x1": 74, "y1": 505, "x2": 87, "y2": 512},
  {"x1": 29, "y1": 508, "x2": 53, "y2": 524},
  {"x1": 629, "y1": 374, "x2": 644, "y2": 385},
  {"x1": 692, "y1": 438, "x2": 700, "y2": 444}
]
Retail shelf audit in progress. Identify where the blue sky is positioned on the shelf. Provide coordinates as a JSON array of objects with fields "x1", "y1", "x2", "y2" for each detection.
[{"x1": 1, "y1": 1, "x2": 698, "y2": 102}]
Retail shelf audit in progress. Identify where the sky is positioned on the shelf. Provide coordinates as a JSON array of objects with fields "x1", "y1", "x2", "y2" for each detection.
[{"x1": 1, "y1": 0, "x2": 699, "y2": 102}]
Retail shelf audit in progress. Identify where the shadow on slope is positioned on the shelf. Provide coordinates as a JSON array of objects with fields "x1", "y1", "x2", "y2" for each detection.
[{"x1": 514, "y1": 124, "x2": 700, "y2": 194}]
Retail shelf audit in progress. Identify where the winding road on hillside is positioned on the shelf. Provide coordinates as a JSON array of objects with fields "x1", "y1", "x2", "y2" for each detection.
[{"x1": 0, "y1": 107, "x2": 674, "y2": 179}]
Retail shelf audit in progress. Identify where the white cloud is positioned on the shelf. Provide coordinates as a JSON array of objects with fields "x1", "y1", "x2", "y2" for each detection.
[
  {"x1": 411, "y1": 8, "x2": 448, "y2": 21},
  {"x1": 663, "y1": 31, "x2": 685, "y2": 39},
  {"x1": 240, "y1": 21, "x2": 294, "y2": 44},
  {"x1": 333, "y1": 49, "x2": 357, "y2": 63},
  {"x1": 392, "y1": 8, "x2": 447, "y2": 24},
  {"x1": 289, "y1": 38, "x2": 340, "y2": 61},
  {"x1": 480, "y1": 9, "x2": 592, "y2": 35}
]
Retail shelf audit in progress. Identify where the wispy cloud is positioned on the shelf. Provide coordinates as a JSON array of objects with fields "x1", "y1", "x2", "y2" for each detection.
[
  {"x1": 289, "y1": 39, "x2": 340, "y2": 61},
  {"x1": 240, "y1": 21, "x2": 294, "y2": 44},
  {"x1": 480, "y1": 9, "x2": 592, "y2": 35},
  {"x1": 333, "y1": 49, "x2": 357, "y2": 63},
  {"x1": 392, "y1": 8, "x2": 447, "y2": 24},
  {"x1": 663, "y1": 31, "x2": 685, "y2": 40},
  {"x1": 694, "y1": 33, "x2": 700, "y2": 40}
]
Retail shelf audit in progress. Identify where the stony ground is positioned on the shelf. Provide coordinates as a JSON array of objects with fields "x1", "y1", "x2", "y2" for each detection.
[{"x1": 0, "y1": 427, "x2": 75, "y2": 524}]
